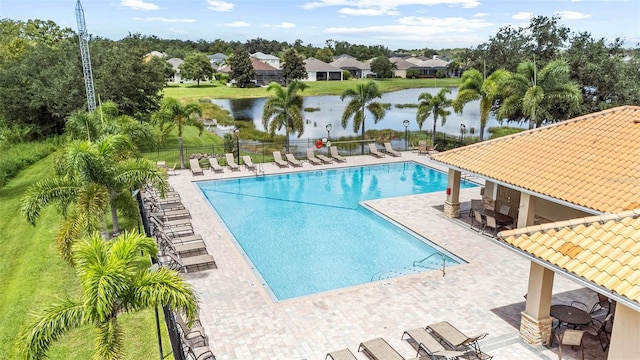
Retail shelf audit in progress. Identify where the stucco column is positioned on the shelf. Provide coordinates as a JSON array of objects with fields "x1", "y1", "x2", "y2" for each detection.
[
  {"x1": 520, "y1": 262, "x2": 554, "y2": 346},
  {"x1": 607, "y1": 304, "x2": 640, "y2": 359},
  {"x1": 444, "y1": 168, "x2": 461, "y2": 218},
  {"x1": 517, "y1": 192, "x2": 537, "y2": 228}
]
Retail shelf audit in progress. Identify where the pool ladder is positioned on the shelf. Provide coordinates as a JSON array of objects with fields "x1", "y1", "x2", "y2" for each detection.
[
  {"x1": 370, "y1": 252, "x2": 447, "y2": 281},
  {"x1": 413, "y1": 252, "x2": 446, "y2": 277}
]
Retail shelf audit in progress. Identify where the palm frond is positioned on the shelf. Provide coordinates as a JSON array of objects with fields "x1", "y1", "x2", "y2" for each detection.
[
  {"x1": 21, "y1": 177, "x2": 81, "y2": 225},
  {"x1": 132, "y1": 267, "x2": 199, "y2": 323}
]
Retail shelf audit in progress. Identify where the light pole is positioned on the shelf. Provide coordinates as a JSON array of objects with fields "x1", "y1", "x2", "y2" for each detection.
[
  {"x1": 403, "y1": 119, "x2": 410, "y2": 151},
  {"x1": 234, "y1": 128, "x2": 240, "y2": 165},
  {"x1": 325, "y1": 123, "x2": 332, "y2": 154},
  {"x1": 460, "y1": 124, "x2": 466, "y2": 143}
]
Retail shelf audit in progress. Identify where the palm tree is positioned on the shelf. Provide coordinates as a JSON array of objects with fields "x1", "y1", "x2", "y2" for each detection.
[
  {"x1": 21, "y1": 136, "x2": 168, "y2": 261},
  {"x1": 152, "y1": 97, "x2": 203, "y2": 168},
  {"x1": 497, "y1": 59, "x2": 582, "y2": 129},
  {"x1": 17, "y1": 231, "x2": 198, "y2": 360},
  {"x1": 340, "y1": 81, "x2": 387, "y2": 155},
  {"x1": 416, "y1": 88, "x2": 452, "y2": 144},
  {"x1": 262, "y1": 80, "x2": 309, "y2": 153},
  {"x1": 452, "y1": 68, "x2": 509, "y2": 141}
]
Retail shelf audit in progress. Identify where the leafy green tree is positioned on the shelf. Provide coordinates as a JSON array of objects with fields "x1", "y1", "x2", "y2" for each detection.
[
  {"x1": 229, "y1": 48, "x2": 255, "y2": 88},
  {"x1": 416, "y1": 88, "x2": 452, "y2": 144},
  {"x1": 406, "y1": 68, "x2": 420, "y2": 79},
  {"x1": 453, "y1": 68, "x2": 509, "y2": 141},
  {"x1": 21, "y1": 135, "x2": 168, "y2": 261},
  {"x1": 17, "y1": 231, "x2": 198, "y2": 360},
  {"x1": 370, "y1": 57, "x2": 397, "y2": 78},
  {"x1": 262, "y1": 80, "x2": 309, "y2": 153},
  {"x1": 152, "y1": 97, "x2": 203, "y2": 168},
  {"x1": 340, "y1": 81, "x2": 387, "y2": 155},
  {"x1": 179, "y1": 51, "x2": 214, "y2": 86},
  {"x1": 497, "y1": 59, "x2": 582, "y2": 129},
  {"x1": 281, "y1": 48, "x2": 308, "y2": 85},
  {"x1": 314, "y1": 47, "x2": 333, "y2": 63}
]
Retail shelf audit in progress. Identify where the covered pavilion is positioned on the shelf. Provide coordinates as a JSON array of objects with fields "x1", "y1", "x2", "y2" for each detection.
[{"x1": 430, "y1": 105, "x2": 640, "y2": 358}]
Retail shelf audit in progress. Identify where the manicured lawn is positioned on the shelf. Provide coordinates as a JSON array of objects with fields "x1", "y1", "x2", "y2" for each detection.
[
  {"x1": 164, "y1": 77, "x2": 461, "y2": 100},
  {"x1": 0, "y1": 156, "x2": 172, "y2": 359}
]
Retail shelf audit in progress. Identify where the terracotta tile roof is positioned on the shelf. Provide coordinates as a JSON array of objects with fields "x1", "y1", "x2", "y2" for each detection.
[
  {"x1": 497, "y1": 210, "x2": 640, "y2": 309},
  {"x1": 431, "y1": 106, "x2": 640, "y2": 213}
]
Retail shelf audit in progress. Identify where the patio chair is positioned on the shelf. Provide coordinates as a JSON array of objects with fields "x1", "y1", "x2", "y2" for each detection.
[
  {"x1": 582, "y1": 313, "x2": 612, "y2": 351},
  {"x1": 167, "y1": 162, "x2": 177, "y2": 176},
  {"x1": 285, "y1": 153, "x2": 303, "y2": 167},
  {"x1": 272, "y1": 151, "x2": 289, "y2": 168},
  {"x1": 225, "y1": 153, "x2": 240, "y2": 171},
  {"x1": 555, "y1": 329, "x2": 584, "y2": 360},
  {"x1": 418, "y1": 140, "x2": 428, "y2": 155},
  {"x1": 469, "y1": 199, "x2": 483, "y2": 218},
  {"x1": 242, "y1": 155, "x2": 256, "y2": 171},
  {"x1": 402, "y1": 327, "x2": 466, "y2": 359},
  {"x1": 426, "y1": 321, "x2": 489, "y2": 358},
  {"x1": 325, "y1": 348, "x2": 358, "y2": 360},
  {"x1": 184, "y1": 344, "x2": 216, "y2": 360},
  {"x1": 330, "y1": 146, "x2": 346, "y2": 162},
  {"x1": 306, "y1": 148, "x2": 322, "y2": 165},
  {"x1": 498, "y1": 205, "x2": 511, "y2": 216},
  {"x1": 164, "y1": 251, "x2": 217, "y2": 273},
  {"x1": 189, "y1": 158, "x2": 204, "y2": 176},
  {"x1": 174, "y1": 311, "x2": 209, "y2": 347},
  {"x1": 368, "y1": 143, "x2": 385, "y2": 158},
  {"x1": 484, "y1": 215, "x2": 499, "y2": 234},
  {"x1": 384, "y1": 142, "x2": 401, "y2": 157},
  {"x1": 208, "y1": 157, "x2": 224, "y2": 173},
  {"x1": 358, "y1": 337, "x2": 405, "y2": 360},
  {"x1": 471, "y1": 210, "x2": 485, "y2": 231}
]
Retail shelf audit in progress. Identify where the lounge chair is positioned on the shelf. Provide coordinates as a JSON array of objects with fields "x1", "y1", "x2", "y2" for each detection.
[
  {"x1": 368, "y1": 143, "x2": 385, "y2": 158},
  {"x1": 358, "y1": 337, "x2": 405, "y2": 360},
  {"x1": 272, "y1": 151, "x2": 289, "y2": 168},
  {"x1": 285, "y1": 153, "x2": 303, "y2": 167},
  {"x1": 225, "y1": 153, "x2": 240, "y2": 171},
  {"x1": 150, "y1": 208, "x2": 191, "y2": 221},
  {"x1": 174, "y1": 311, "x2": 208, "y2": 346},
  {"x1": 426, "y1": 321, "x2": 489, "y2": 358},
  {"x1": 208, "y1": 157, "x2": 224, "y2": 173},
  {"x1": 325, "y1": 348, "x2": 357, "y2": 360},
  {"x1": 330, "y1": 146, "x2": 346, "y2": 162},
  {"x1": 157, "y1": 231, "x2": 207, "y2": 257},
  {"x1": 156, "y1": 229, "x2": 204, "y2": 245},
  {"x1": 184, "y1": 344, "x2": 216, "y2": 360},
  {"x1": 306, "y1": 149, "x2": 322, "y2": 165},
  {"x1": 164, "y1": 251, "x2": 217, "y2": 273},
  {"x1": 384, "y1": 142, "x2": 401, "y2": 157},
  {"x1": 314, "y1": 149, "x2": 333, "y2": 164},
  {"x1": 149, "y1": 216, "x2": 194, "y2": 237},
  {"x1": 242, "y1": 155, "x2": 256, "y2": 171},
  {"x1": 402, "y1": 327, "x2": 466, "y2": 359},
  {"x1": 189, "y1": 158, "x2": 204, "y2": 176},
  {"x1": 167, "y1": 162, "x2": 177, "y2": 175},
  {"x1": 418, "y1": 140, "x2": 428, "y2": 155}
]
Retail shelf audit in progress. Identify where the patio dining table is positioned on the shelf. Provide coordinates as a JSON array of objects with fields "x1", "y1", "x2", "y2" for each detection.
[
  {"x1": 550, "y1": 304, "x2": 592, "y2": 329},
  {"x1": 480, "y1": 209, "x2": 514, "y2": 227}
]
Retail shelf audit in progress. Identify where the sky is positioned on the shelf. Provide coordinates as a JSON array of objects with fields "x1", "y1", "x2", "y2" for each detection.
[{"x1": 1, "y1": 0, "x2": 639, "y2": 50}]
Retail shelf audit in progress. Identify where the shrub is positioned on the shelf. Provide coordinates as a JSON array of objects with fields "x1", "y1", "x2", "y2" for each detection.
[{"x1": 0, "y1": 138, "x2": 61, "y2": 188}]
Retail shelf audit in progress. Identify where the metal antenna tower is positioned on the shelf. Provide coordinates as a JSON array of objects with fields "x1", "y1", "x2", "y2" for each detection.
[{"x1": 76, "y1": 0, "x2": 96, "y2": 112}]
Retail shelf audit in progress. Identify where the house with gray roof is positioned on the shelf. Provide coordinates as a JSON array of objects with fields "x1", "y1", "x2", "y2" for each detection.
[
  {"x1": 303, "y1": 58, "x2": 343, "y2": 81},
  {"x1": 166, "y1": 57, "x2": 184, "y2": 83},
  {"x1": 329, "y1": 56, "x2": 371, "y2": 79},
  {"x1": 218, "y1": 57, "x2": 283, "y2": 86},
  {"x1": 251, "y1": 52, "x2": 280, "y2": 69},
  {"x1": 208, "y1": 53, "x2": 227, "y2": 69},
  {"x1": 388, "y1": 57, "x2": 420, "y2": 78}
]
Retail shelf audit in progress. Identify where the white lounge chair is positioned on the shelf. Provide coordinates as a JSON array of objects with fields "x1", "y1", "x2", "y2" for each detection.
[
  {"x1": 225, "y1": 153, "x2": 240, "y2": 171},
  {"x1": 208, "y1": 157, "x2": 224, "y2": 173},
  {"x1": 285, "y1": 153, "x2": 303, "y2": 167},
  {"x1": 384, "y1": 142, "x2": 401, "y2": 157},
  {"x1": 242, "y1": 155, "x2": 256, "y2": 170},
  {"x1": 272, "y1": 151, "x2": 289, "y2": 168},
  {"x1": 189, "y1": 158, "x2": 204, "y2": 176},
  {"x1": 368, "y1": 143, "x2": 385, "y2": 158},
  {"x1": 358, "y1": 338, "x2": 405, "y2": 360},
  {"x1": 306, "y1": 149, "x2": 322, "y2": 165},
  {"x1": 330, "y1": 146, "x2": 346, "y2": 162}
]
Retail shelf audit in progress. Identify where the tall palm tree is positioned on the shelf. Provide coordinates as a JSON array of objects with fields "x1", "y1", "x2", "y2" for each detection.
[
  {"x1": 17, "y1": 231, "x2": 198, "y2": 360},
  {"x1": 416, "y1": 88, "x2": 452, "y2": 144},
  {"x1": 452, "y1": 68, "x2": 509, "y2": 141},
  {"x1": 21, "y1": 136, "x2": 168, "y2": 261},
  {"x1": 340, "y1": 81, "x2": 387, "y2": 155},
  {"x1": 152, "y1": 97, "x2": 203, "y2": 168},
  {"x1": 497, "y1": 59, "x2": 582, "y2": 129},
  {"x1": 262, "y1": 80, "x2": 309, "y2": 153}
]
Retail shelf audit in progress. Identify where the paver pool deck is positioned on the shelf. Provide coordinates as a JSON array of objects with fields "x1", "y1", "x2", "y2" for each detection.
[{"x1": 167, "y1": 151, "x2": 607, "y2": 360}]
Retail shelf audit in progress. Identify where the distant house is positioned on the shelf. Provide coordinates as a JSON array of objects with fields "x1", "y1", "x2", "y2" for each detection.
[
  {"x1": 218, "y1": 58, "x2": 283, "y2": 86},
  {"x1": 303, "y1": 58, "x2": 343, "y2": 81},
  {"x1": 405, "y1": 55, "x2": 451, "y2": 78},
  {"x1": 144, "y1": 51, "x2": 167, "y2": 63},
  {"x1": 208, "y1": 53, "x2": 227, "y2": 69},
  {"x1": 251, "y1": 52, "x2": 280, "y2": 69},
  {"x1": 388, "y1": 57, "x2": 419, "y2": 78},
  {"x1": 329, "y1": 55, "x2": 371, "y2": 79},
  {"x1": 166, "y1": 57, "x2": 184, "y2": 83}
]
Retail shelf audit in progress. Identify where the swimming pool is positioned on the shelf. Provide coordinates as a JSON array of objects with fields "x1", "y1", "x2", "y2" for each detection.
[{"x1": 197, "y1": 162, "x2": 476, "y2": 301}]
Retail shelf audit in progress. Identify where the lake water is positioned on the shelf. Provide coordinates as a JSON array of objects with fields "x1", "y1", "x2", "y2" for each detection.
[{"x1": 211, "y1": 87, "x2": 526, "y2": 140}]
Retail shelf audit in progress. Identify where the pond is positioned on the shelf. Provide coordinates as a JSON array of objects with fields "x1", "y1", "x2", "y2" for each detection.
[{"x1": 211, "y1": 87, "x2": 526, "y2": 141}]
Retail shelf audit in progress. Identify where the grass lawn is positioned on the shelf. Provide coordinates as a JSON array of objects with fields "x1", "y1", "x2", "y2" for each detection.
[
  {"x1": 164, "y1": 77, "x2": 461, "y2": 100},
  {"x1": 0, "y1": 156, "x2": 172, "y2": 359}
]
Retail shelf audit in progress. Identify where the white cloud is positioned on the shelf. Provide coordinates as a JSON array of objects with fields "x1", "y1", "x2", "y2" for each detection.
[
  {"x1": 473, "y1": 12, "x2": 489, "y2": 18},
  {"x1": 512, "y1": 12, "x2": 533, "y2": 20},
  {"x1": 556, "y1": 10, "x2": 591, "y2": 20},
  {"x1": 134, "y1": 17, "x2": 196, "y2": 23},
  {"x1": 301, "y1": 0, "x2": 480, "y2": 13},
  {"x1": 207, "y1": 0, "x2": 235, "y2": 12},
  {"x1": 119, "y1": 0, "x2": 159, "y2": 11},
  {"x1": 275, "y1": 22, "x2": 296, "y2": 29},
  {"x1": 225, "y1": 21, "x2": 250, "y2": 27}
]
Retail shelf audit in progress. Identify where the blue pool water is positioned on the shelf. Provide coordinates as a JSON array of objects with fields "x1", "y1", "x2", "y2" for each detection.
[{"x1": 197, "y1": 162, "x2": 475, "y2": 301}]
